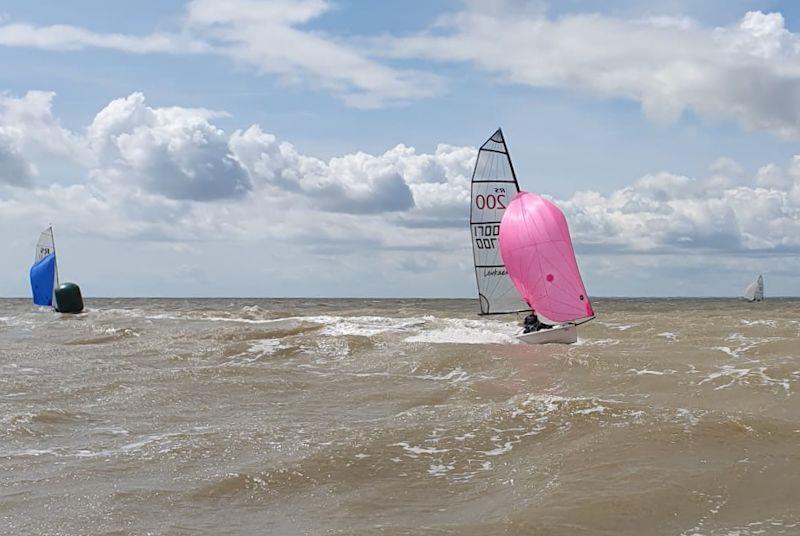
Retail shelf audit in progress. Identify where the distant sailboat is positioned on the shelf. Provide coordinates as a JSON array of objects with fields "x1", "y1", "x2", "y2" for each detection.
[
  {"x1": 30, "y1": 226, "x2": 59, "y2": 307},
  {"x1": 29, "y1": 226, "x2": 84, "y2": 313},
  {"x1": 499, "y1": 192, "x2": 595, "y2": 344},
  {"x1": 743, "y1": 275, "x2": 764, "y2": 302}
]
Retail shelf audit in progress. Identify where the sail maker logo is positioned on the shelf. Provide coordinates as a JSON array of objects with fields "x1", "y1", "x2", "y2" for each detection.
[{"x1": 483, "y1": 268, "x2": 509, "y2": 277}]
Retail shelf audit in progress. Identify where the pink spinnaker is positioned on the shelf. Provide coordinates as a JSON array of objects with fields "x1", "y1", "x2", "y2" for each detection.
[{"x1": 499, "y1": 192, "x2": 594, "y2": 324}]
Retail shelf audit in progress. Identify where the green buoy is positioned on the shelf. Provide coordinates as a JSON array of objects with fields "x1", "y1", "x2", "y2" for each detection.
[{"x1": 55, "y1": 282, "x2": 84, "y2": 314}]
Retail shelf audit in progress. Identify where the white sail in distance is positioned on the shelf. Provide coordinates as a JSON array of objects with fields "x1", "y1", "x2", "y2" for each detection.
[
  {"x1": 35, "y1": 227, "x2": 55, "y2": 263},
  {"x1": 743, "y1": 275, "x2": 764, "y2": 302},
  {"x1": 34, "y1": 226, "x2": 59, "y2": 291},
  {"x1": 470, "y1": 129, "x2": 528, "y2": 315}
]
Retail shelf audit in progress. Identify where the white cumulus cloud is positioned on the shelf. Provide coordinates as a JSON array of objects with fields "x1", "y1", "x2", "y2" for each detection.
[
  {"x1": 3, "y1": 89, "x2": 800, "y2": 297},
  {"x1": 384, "y1": 7, "x2": 800, "y2": 137},
  {"x1": 4, "y1": 2, "x2": 800, "y2": 132},
  {"x1": 88, "y1": 93, "x2": 251, "y2": 201},
  {"x1": 0, "y1": 0, "x2": 442, "y2": 108}
]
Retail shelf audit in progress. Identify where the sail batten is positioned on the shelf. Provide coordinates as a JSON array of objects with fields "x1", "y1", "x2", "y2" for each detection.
[{"x1": 470, "y1": 129, "x2": 528, "y2": 315}]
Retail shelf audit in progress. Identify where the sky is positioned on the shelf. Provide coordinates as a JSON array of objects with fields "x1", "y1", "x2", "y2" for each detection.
[{"x1": 1, "y1": 0, "x2": 800, "y2": 298}]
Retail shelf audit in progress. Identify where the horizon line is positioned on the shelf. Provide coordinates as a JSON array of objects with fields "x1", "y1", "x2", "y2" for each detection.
[{"x1": 1, "y1": 295, "x2": 797, "y2": 300}]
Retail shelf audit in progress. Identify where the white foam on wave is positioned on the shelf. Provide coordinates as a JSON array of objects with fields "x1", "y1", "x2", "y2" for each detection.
[
  {"x1": 3, "y1": 430, "x2": 192, "y2": 460},
  {"x1": 75, "y1": 431, "x2": 188, "y2": 458},
  {"x1": 657, "y1": 332, "x2": 677, "y2": 341},
  {"x1": 95, "y1": 307, "x2": 284, "y2": 325},
  {"x1": 308, "y1": 315, "x2": 426, "y2": 337},
  {"x1": 597, "y1": 321, "x2": 638, "y2": 331},
  {"x1": 415, "y1": 367, "x2": 473, "y2": 384},
  {"x1": 0, "y1": 314, "x2": 39, "y2": 328},
  {"x1": 428, "y1": 463, "x2": 455, "y2": 476},
  {"x1": 698, "y1": 365, "x2": 791, "y2": 392},
  {"x1": 574, "y1": 405, "x2": 606, "y2": 415},
  {"x1": 93, "y1": 326, "x2": 141, "y2": 338},
  {"x1": 574, "y1": 337, "x2": 619, "y2": 347},
  {"x1": 712, "y1": 332, "x2": 771, "y2": 360},
  {"x1": 248, "y1": 338, "x2": 284, "y2": 355},
  {"x1": 86, "y1": 310, "x2": 527, "y2": 346},
  {"x1": 391, "y1": 441, "x2": 450, "y2": 456},
  {"x1": 479, "y1": 441, "x2": 518, "y2": 456},
  {"x1": 157, "y1": 313, "x2": 282, "y2": 325},
  {"x1": 403, "y1": 317, "x2": 519, "y2": 345},
  {"x1": 2, "y1": 448, "x2": 59, "y2": 457},
  {"x1": 220, "y1": 338, "x2": 288, "y2": 367},
  {"x1": 740, "y1": 319, "x2": 778, "y2": 328},
  {"x1": 627, "y1": 368, "x2": 677, "y2": 376}
]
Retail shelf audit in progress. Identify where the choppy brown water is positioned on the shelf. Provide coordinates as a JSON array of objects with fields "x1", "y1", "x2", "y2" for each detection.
[{"x1": 1, "y1": 298, "x2": 799, "y2": 535}]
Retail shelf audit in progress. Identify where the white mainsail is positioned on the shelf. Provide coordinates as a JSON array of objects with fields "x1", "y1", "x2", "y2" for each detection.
[
  {"x1": 35, "y1": 226, "x2": 59, "y2": 297},
  {"x1": 35, "y1": 227, "x2": 56, "y2": 262},
  {"x1": 743, "y1": 275, "x2": 764, "y2": 302},
  {"x1": 470, "y1": 129, "x2": 527, "y2": 315}
]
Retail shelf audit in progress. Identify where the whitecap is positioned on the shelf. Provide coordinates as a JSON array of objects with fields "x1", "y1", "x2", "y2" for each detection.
[
  {"x1": 296, "y1": 315, "x2": 425, "y2": 337},
  {"x1": 627, "y1": 368, "x2": 677, "y2": 376},
  {"x1": 391, "y1": 442, "x2": 449, "y2": 455},
  {"x1": 415, "y1": 367, "x2": 472, "y2": 384},
  {"x1": 403, "y1": 317, "x2": 519, "y2": 345}
]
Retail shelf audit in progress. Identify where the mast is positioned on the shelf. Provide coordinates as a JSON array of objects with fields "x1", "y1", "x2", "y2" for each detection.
[{"x1": 50, "y1": 225, "x2": 59, "y2": 288}]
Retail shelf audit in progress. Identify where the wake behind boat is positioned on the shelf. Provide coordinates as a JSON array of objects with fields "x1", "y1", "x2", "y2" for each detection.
[{"x1": 469, "y1": 129, "x2": 594, "y2": 344}]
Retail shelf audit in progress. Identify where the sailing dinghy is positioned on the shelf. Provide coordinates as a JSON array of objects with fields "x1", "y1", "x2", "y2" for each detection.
[
  {"x1": 29, "y1": 226, "x2": 84, "y2": 313},
  {"x1": 499, "y1": 192, "x2": 594, "y2": 344},
  {"x1": 743, "y1": 275, "x2": 764, "y2": 302},
  {"x1": 468, "y1": 128, "x2": 594, "y2": 344},
  {"x1": 30, "y1": 227, "x2": 59, "y2": 307}
]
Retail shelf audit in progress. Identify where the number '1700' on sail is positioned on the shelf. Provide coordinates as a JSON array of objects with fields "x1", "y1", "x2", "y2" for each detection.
[{"x1": 470, "y1": 129, "x2": 528, "y2": 315}]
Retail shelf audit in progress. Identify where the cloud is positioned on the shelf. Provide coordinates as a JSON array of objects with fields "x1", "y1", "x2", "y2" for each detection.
[
  {"x1": 0, "y1": 90, "x2": 88, "y2": 167},
  {"x1": 5, "y1": 2, "x2": 800, "y2": 129},
  {"x1": 229, "y1": 125, "x2": 473, "y2": 214},
  {"x1": 0, "y1": 90, "x2": 93, "y2": 187},
  {"x1": 183, "y1": 0, "x2": 442, "y2": 107},
  {"x1": 3, "y1": 88, "x2": 800, "y2": 297},
  {"x1": 561, "y1": 168, "x2": 800, "y2": 254},
  {"x1": 0, "y1": 90, "x2": 472, "y2": 212},
  {"x1": 384, "y1": 8, "x2": 800, "y2": 138},
  {"x1": 0, "y1": 23, "x2": 208, "y2": 53},
  {"x1": 88, "y1": 93, "x2": 251, "y2": 201},
  {"x1": 3, "y1": 89, "x2": 800, "y2": 297},
  {"x1": 0, "y1": 134, "x2": 33, "y2": 186},
  {"x1": 0, "y1": 0, "x2": 442, "y2": 108}
]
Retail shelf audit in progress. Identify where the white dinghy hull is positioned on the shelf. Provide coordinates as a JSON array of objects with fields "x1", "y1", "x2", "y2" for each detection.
[{"x1": 517, "y1": 324, "x2": 577, "y2": 345}]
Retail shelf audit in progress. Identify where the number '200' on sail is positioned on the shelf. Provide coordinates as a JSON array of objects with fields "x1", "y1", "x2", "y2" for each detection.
[{"x1": 470, "y1": 129, "x2": 528, "y2": 315}]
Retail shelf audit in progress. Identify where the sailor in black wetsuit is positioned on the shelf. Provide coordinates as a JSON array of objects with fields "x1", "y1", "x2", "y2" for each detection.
[{"x1": 523, "y1": 311, "x2": 552, "y2": 334}]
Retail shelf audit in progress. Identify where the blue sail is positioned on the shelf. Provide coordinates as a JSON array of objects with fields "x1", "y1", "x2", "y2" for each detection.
[{"x1": 30, "y1": 253, "x2": 56, "y2": 306}]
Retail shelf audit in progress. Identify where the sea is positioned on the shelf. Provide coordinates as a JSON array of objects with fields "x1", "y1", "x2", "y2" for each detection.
[{"x1": 1, "y1": 298, "x2": 799, "y2": 535}]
